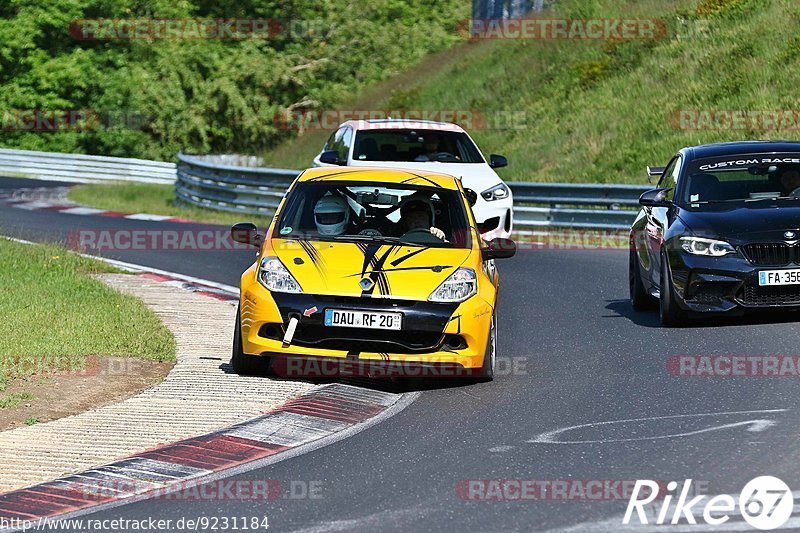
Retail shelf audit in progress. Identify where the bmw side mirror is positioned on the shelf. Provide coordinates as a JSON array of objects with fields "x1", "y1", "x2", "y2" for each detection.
[
  {"x1": 639, "y1": 188, "x2": 673, "y2": 208},
  {"x1": 489, "y1": 154, "x2": 508, "y2": 169},
  {"x1": 481, "y1": 238, "x2": 516, "y2": 261},
  {"x1": 320, "y1": 150, "x2": 343, "y2": 165},
  {"x1": 464, "y1": 188, "x2": 478, "y2": 207},
  {"x1": 231, "y1": 222, "x2": 262, "y2": 247},
  {"x1": 646, "y1": 166, "x2": 665, "y2": 184}
]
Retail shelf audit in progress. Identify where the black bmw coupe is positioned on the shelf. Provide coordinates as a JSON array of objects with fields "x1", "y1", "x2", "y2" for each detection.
[{"x1": 631, "y1": 141, "x2": 800, "y2": 326}]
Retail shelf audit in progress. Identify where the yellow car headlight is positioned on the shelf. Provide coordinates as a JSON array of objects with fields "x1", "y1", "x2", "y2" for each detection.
[
  {"x1": 258, "y1": 256, "x2": 302, "y2": 293},
  {"x1": 429, "y1": 267, "x2": 477, "y2": 303}
]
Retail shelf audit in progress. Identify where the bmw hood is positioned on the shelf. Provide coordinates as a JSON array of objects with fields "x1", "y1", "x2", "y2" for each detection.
[
  {"x1": 347, "y1": 160, "x2": 503, "y2": 193},
  {"x1": 679, "y1": 204, "x2": 800, "y2": 242},
  {"x1": 271, "y1": 239, "x2": 472, "y2": 300}
]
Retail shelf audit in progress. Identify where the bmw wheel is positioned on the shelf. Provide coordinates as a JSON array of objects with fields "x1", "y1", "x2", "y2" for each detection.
[
  {"x1": 630, "y1": 245, "x2": 657, "y2": 311},
  {"x1": 659, "y1": 254, "x2": 687, "y2": 327}
]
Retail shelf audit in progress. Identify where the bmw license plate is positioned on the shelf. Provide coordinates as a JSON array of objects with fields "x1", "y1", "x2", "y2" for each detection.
[
  {"x1": 758, "y1": 269, "x2": 800, "y2": 286},
  {"x1": 324, "y1": 309, "x2": 402, "y2": 330}
]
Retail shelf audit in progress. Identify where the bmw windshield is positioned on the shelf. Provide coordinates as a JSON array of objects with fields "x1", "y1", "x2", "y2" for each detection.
[{"x1": 681, "y1": 153, "x2": 800, "y2": 208}]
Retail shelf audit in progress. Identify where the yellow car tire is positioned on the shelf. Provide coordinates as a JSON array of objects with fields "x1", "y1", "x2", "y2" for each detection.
[{"x1": 231, "y1": 306, "x2": 270, "y2": 376}]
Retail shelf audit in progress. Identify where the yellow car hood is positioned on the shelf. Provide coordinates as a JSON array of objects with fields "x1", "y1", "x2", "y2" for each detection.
[{"x1": 271, "y1": 239, "x2": 472, "y2": 300}]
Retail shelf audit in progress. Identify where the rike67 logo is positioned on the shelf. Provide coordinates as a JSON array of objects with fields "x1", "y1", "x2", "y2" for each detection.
[{"x1": 624, "y1": 477, "x2": 793, "y2": 530}]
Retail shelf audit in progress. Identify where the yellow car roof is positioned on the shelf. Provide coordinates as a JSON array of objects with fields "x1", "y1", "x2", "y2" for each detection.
[{"x1": 296, "y1": 167, "x2": 460, "y2": 190}]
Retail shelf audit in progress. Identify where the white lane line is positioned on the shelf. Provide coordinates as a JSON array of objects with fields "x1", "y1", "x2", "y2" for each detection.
[
  {"x1": 11, "y1": 201, "x2": 56, "y2": 210},
  {"x1": 124, "y1": 213, "x2": 175, "y2": 221},
  {"x1": 1, "y1": 235, "x2": 239, "y2": 295},
  {"x1": 59, "y1": 206, "x2": 108, "y2": 215},
  {"x1": 529, "y1": 409, "x2": 788, "y2": 444}
]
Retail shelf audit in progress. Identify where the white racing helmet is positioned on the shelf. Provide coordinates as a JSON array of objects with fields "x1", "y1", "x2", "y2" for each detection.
[{"x1": 314, "y1": 194, "x2": 350, "y2": 235}]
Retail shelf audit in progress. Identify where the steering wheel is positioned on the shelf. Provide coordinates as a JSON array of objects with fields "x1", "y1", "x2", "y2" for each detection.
[
  {"x1": 401, "y1": 227, "x2": 445, "y2": 243},
  {"x1": 431, "y1": 152, "x2": 458, "y2": 162},
  {"x1": 358, "y1": 228, "x2": 383, "y2": 237}
]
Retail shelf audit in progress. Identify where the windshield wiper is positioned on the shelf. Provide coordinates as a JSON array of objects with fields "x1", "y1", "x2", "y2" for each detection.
[{"x1": 329, "y1": 235, "x2": 421, "y2": 247}]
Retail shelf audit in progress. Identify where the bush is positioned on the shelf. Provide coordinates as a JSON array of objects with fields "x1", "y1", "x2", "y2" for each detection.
[{"x1": 0, "y1": 0, "x2": 467, "y2": 160}]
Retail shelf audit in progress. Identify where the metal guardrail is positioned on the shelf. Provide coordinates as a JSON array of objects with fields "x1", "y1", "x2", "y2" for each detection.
[
  {"x1": 0, "y1": 148, "x2": 176, "y2": 185},
  {"x1": 176, "y1": 153, "x2": 650, "y2": 230},
  {"x1": 175, "y1": 153, "x2": 298, "y2": 216},
  {"x1": 510, "y1": 182, "x2": 649, "y2": 230}
]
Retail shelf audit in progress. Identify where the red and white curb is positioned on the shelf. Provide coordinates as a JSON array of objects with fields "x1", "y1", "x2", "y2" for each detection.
[
  {"x1": 0, "y1": 187, "x2": 197, "y2": 224},
  {"x1": 135, "y1": 272, "x2": 238, "y2": 304},
  {"x1": 0, "y1": 384, "x2": 413, "y2": 530}
]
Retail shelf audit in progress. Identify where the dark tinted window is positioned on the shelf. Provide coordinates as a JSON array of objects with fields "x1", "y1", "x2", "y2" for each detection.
[
  {"x1": 681, "y1": 153, "x2": 800, "y2": 206},
  {"x1": 353, "y1": 130, "x2": 484, "y2": 163}
]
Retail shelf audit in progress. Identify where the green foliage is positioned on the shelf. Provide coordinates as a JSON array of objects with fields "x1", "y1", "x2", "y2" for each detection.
[
  {"x1": 266, "y1": 0, "x2": 800, "y2": 183},
  {"x1": 0, "y1": 0, "x2": 467, "y2": 159}
]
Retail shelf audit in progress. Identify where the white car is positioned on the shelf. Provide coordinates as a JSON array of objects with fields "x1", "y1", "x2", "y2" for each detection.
[{"x1": 312, "y1": 119, "x2": 513, "y2": 240}]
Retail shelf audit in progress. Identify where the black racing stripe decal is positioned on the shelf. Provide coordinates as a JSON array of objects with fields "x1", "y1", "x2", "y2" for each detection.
[
  {"x1": 448, "y1": 314, "x2": 462, "y2": 334},
  {"x1": 297, "y1": 240, "x2": 327, "y2": 273},
  {"x1": 304, "y1": 169, "x2": 367, "y2": 182},
  {"x1": 400, "y1": 174, "x2": 443, "y2": 188},
  {"x1": 390, "y1": 247, "x2": 428, "y2": 267},
  {"x1": 345, "y1": 265, "x2": 454, "y2": 277},
  {"x1": 355, "y1": 243, "x2": 395, "y2": 297},
  {"x1": 373, "y1": 247, "x2": 394, "y2": 296}
]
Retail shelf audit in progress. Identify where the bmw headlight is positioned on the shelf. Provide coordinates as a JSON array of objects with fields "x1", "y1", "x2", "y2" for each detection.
[
  {"x1": 680, "y1": 237, "x2": 735, "y2": 257},
  {"x1": 481, "y1": 183, "x2": 510, "y2": 202},
  {"x1": 258, "y1": 256, "x2": 302, "y2": 293},
  {"x1": 429, "y1": 267, "x2": 477, "y2": 303}
]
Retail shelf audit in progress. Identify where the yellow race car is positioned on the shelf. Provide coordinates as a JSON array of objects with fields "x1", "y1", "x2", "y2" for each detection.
[{"x1": 230, "y1": 167, "x2": 515, "y2": 381}]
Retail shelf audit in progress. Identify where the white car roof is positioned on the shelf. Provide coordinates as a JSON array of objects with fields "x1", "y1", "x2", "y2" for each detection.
[{"x1": 338, "y1": 119, "x2": 467, "y2": 133}]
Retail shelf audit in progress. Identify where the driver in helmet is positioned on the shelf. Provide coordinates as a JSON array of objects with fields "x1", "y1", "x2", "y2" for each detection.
[
  {"x1": 314, "y1": 194, "x2": 350, "y2": 236},
  {"x1": 399, "y1": 194, "x2": 447, "y2": 242}
]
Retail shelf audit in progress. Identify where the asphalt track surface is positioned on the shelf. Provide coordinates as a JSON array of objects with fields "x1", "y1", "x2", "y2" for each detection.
[{"x1": 4, "y1": 177, "x2": 800, "y2": 532}]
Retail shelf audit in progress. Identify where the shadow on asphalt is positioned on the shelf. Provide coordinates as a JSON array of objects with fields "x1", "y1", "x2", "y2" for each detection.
[
  {"x1": 218, "y1": 361, "x2": 473, "y2": 394},
  {"x1": 604, "y1": 298, "x2": 800, "y2": 329}
]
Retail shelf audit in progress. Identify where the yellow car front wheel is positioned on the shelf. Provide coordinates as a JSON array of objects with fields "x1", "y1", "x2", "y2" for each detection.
[{"x1": 231, "y1": 306, "x2": 271, "y2": 376}]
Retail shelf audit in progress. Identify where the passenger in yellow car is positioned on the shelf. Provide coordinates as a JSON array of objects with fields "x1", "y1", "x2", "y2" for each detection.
[{"x1": 399, "y1": 195, "x2": 447, "y2": 243}]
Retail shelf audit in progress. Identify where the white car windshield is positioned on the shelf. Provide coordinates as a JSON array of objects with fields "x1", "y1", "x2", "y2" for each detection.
[{"x1": 352, "y1": 130, "x2": 484, "y2": 163}]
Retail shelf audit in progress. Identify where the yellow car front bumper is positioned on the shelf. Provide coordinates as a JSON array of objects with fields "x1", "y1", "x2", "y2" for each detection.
[{"x1": 239, "y1": 269, "x2": 494, "y2": 372}]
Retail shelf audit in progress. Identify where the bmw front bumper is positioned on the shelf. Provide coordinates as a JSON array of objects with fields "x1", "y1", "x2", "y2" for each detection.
[{"x1": 667, "y1": 249, "x2": 800, "y2": 313}]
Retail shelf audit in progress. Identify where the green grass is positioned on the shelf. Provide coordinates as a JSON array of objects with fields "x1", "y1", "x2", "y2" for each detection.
[
  {"x1": 262, "y1": 0, "x2": 800, "y2": 184},
  {"x1": 68, "y1": 182, "x2": 270, "y2": 227},
  {"x1": 0, "y1": 392, "x2": 33, "y2": 409},
  {"x1": 0, "y1": 239, "x2": 176, "y2": 396}
]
